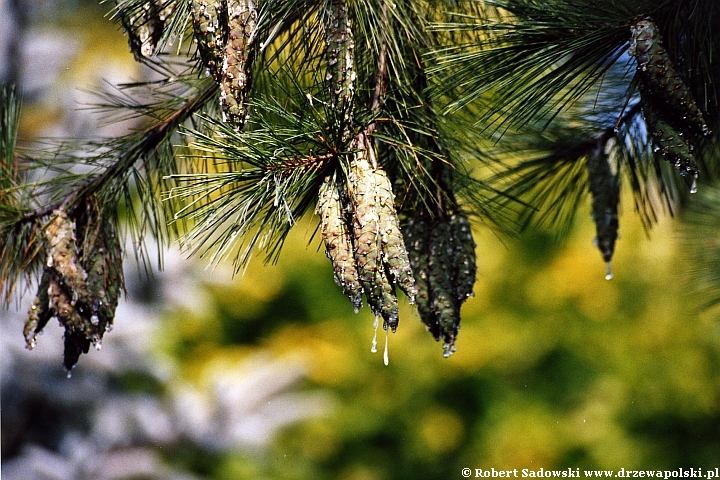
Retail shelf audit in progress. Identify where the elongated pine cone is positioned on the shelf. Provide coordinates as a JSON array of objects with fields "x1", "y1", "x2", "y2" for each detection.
[
  {"x1": 347, "y1": 140, "x2": 397, "y2": 329},
  {"x1": 190, "y1": 0, "x2": 227, "y2": 81},
  {"x1": 587, "y1": 139, "x2": 620, "y2": 279},
  {"x1": 629, "y1": 17, "x2": 709, "y2": 136},
  {"x1": 640, "y1": 84, "x2": 699, "y2": 180},
  {"x1": 220, "y1": 0, "x2": 257, "y2": 127},
  {"x1": 323, "y1": 0, "x2": 355, "y2": 129},
  {"x1": 317, "y1": 173, "x2": 363, "y2": 311}
]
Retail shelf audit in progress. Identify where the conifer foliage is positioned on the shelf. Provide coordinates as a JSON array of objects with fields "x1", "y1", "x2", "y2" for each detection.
[
  {"x1": 1, "y1": 1, "x2": 486, "y2": 369},
  {"x1": 2, "y1": 0, "x2": 720, "y2": 369},
  {"x1": 429, "y1": 0, "x2": 718, "y2": 280}
]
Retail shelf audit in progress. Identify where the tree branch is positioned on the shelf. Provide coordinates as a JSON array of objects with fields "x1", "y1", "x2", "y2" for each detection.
[{"x1": 21, "y1": 82, "x2": 217, "y2": 222}]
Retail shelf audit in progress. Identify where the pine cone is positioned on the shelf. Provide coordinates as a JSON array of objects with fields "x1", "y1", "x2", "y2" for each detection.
[
  {"x1": 630, "y1": 17, "x2": 709, "y2": 136},
  {"x1": 348, "y1": 144, "x2": 396, "y2": 326},
  {"x1": 374, "y1": 168, "x2": 416, "y2": 302},
  {"x1": 404, "y1": 206, "x2": 477, "y2": 358},
  {"x1": 190, "y1": 0, "x2": 227, "y2": 81},
  {"x1": 119, "y1": 0, "x2": 175, "y2": 60},
  {"x1": 83, "y1": 218, "x2": 124, "y2": 343},
  {"x1": 428, "y1": 219, "x2": 460, "y2": 357},
  {"x1": 587, "y1": 140, "x2": 620, "y2": 279},
  {"x1": 324, "y1": 0, "x2": 355, "y2": 129},
  {"x1": 641, "y1": 91, "x2": 699, "y2": 179},
  {"x1": 346, "y1": 134, "x2": 416, "y2": 330},
  {"x1": 221, "y1": 0, "x2": 257, "y2": 127},
  {"x1": 317, "y1": 174, "x2": 363, "y2": 311}
]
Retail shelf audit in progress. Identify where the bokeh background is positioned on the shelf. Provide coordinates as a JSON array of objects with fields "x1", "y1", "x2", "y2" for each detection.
[{"x1": 2, "y1": 1, "x2": 719, "y2": 479}]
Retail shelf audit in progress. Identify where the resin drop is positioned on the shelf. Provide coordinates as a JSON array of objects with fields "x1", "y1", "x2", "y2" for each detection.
[
  {"x1": 383, "y1": 327, "x2": 389, "y2": 366},
  {"x1": 371, "y1": 315, "x2": 379, "y2": 353}
]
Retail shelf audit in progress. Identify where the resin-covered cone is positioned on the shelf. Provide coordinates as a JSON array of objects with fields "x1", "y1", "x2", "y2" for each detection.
[
  {"x1": 630, "y1": 17, "x2": 709, "y2": 136},
  {"x1": 374, "y1": 169, "x2": 415, "y2": 303},
  {"x1": 190, "y1": 0, "x2": 227, "y2": 81},
  {"x1": 428, "y1": 220, "x2": 460, "y2": 357},
  {"x1": 119, "y1": 0, "x2": 175, "y2": 60},
  {"x1": 323, "y1": 0, "x2": 355, "y2": 132},
  {"x1": 317, "y1": 174, "x2": 363, "y2": 311},
  {"x1": 221, "y1": 0, "x2": 256, "y2": 127},
  {"x1": 641, "y1": 92, "x2": 699, "y2": 179},
  {"x1": 348, "y1": 145, "x2": 394, "y2": 325},
  {"x1": 588, "y1": 140, "x2": 620, "y2": 279}
]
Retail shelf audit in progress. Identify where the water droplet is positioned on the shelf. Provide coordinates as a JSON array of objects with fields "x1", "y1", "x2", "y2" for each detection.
[
  {"x1": 66, "y1": 371, "x2": 73, "y2": 379},
  {"x1": 371, "y1": 315, "x2": 379, "y2": 353},
  {"x1": 690, "y1": 177, "x2": 698, "y2": 194},
  {"x1": 605, "y1": 262, "x2": 613, "y2": 281},
  {"x1": 383, "y1": 328, "x2": 389, "y2": 366}
]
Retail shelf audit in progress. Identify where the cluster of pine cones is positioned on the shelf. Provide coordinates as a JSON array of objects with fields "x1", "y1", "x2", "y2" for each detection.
[
  {"x1": 585, "y1": 17, "x2": 713, "y2": 279},
  {"x1": 316, "y1": 142, "x2": 478, "y2": 356},
  {"x1": 316, "y1": 133, "x2": 416, "y2": 332},
  {"x1": 404, "y1": 206, "x2": 477, "y2": 357},
  {"x1": 629, "y1": 16, "x2": 710, "y2": 182},
  {"x1": 119, "y1": 0, "x2": 257, "y2": 128},
  {"x1": 119, "y1": 0, "x2": 480, "y2": 358},
  {"x1": 25, "y1": 207, "x2": 123, "y2": 371}
]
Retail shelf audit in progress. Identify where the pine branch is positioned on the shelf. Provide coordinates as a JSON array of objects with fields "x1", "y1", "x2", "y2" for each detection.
[
  {"x1": 1, "y1": 80, "x2": 216, "y2": 304},
  {"x1": 167, "y1": 89, "x2": 335, "y2": 271},
  {"x1": 427, "y1": 0, "x2": 675, "y2": 130},
  {"x1": 19, "y1": 82, "x2": 216, "y2": 224}
]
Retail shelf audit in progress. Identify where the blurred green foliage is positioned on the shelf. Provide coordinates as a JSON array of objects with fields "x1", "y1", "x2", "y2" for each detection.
[{"x1": 155, "y1": 206, "x2": 720, "y2": 479}]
